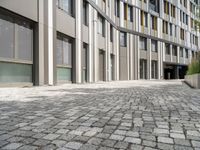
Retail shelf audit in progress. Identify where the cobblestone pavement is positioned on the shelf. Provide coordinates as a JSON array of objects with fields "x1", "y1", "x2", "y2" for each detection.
[{"x1": 0, "y1": 80, "x2": 200, "y2": 150}]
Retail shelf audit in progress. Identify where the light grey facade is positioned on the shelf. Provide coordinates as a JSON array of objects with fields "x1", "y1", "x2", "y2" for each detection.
[{"x1": 0, "y1": 0, "x2": 199, "y2": 86}]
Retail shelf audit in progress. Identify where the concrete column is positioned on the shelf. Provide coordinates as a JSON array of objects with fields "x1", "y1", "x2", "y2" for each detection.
[
  {"x1": 43, "y1": 0, "x2": 56, "y2": 85},
  {"x1": 106, "y1": 22, "x2": 111, "y2": 81},
  {"x1": 105, "y1": 21, "x2": 109, "y2": 81},
  {"x1": 120, "y1": 1, "x2": 124, "y2": 27},
  {"x1": 93, "y1": 10, "x2": 98, "y2": 82},
  {"x1": 129, "y1": 34, "x2": 133, "y2": 80},
  {"x1": 75, "y1": 0, "x2": 82, "y2": 83},
  {"x1": 137, "y1": 36, "x2": 140, "y2": 79},
  {"x1": 158, "y1": 41, "x2": 162, "y2": 79},
  {"x1": 88, "y1": 5, "x2": 93, "y2": 82},
  {"x1": 38, "y1": 0, "x2": 45, "y2": 85},
  {"x1": 127, "y1": 34, "x2": 130, "y2": 80},
  {"x1": 116, "y1": 30, "x2": 120, "y2": 80},
  {"x1": 148, "y1": 39, "x2": 151, "y2": 79},
  {"x1": 177, "y1": 46, "x2": 180, "y2": 63},
  {"x1": 170, "y1": 44, "x2": 173, "y2": 62}
]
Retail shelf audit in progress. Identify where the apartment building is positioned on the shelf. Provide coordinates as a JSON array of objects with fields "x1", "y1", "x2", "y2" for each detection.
[{"x1": 0, "y1": 0, "x2": 199, "y2": 86}]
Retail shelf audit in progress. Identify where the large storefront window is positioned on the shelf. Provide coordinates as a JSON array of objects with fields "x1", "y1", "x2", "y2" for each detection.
[
  {"x1": 0, "y1": 13, "x2": 33, "y2": 83},
  {"x1": 57, "y1": 34, "x2": 73, "y2": 83},
  {"x1": 151, "y1": 60, "x2": 158, "y2": 79},
  {"x1": 140, "y1": 59, "x2": 147, "y2": 79}
]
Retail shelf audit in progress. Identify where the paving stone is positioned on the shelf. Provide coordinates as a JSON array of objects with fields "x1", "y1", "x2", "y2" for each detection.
[
  {"x1": 158, "y1": 137, "x2": 174, "y2": 144},
  {"x1": 170, "y1": 133, "x2": 185, "y2": 139},
  {"x1": 124, "y1": 137, "x2": 141, "y2": 144},
  {"x1": 142, "y1": 140, "x2": 157, "y2": 147},
  {"x1": 2, "y1": 143, "x2": 23, "y2": 150},
  {"x1": 192, "y1": 141, "x2": 200, "y2": 148},
  {"x1": 65, "y1": 142, "x2": 82, "y2": 149},
  {"x1": 18, "y1": 145, "x2": 38, "y2": 150},
  {"x1": 114, "y1": 141, "x2": 128, "y2": 149},
  {"x1": 109, "y1": 134, "x2": 124, "y2": 141},
  {"x1": 101, "y1": 139, "x2": 116, "y2": 147},
  {"x1": 43, "y1": 133, "x2": 60, "y2": 140},
  {"x1": 130, "y1": 144, "x2": 144, "y2": 150}
]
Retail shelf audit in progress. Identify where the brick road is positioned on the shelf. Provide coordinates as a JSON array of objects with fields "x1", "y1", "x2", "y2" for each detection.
[{"x1": 0, "y1": 80, "x2": 200, "y2": 150}]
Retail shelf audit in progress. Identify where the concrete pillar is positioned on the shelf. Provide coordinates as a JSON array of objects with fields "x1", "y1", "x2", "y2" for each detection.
[
  {"x1": 75, "y1": 0, "x2": 82, "y2": 83},
  {"x1": 88, "y1": 5, "x2": 93, "y2": 82},
  {"x1": 93, "y1": 10, "x2": 98, "y2": 82},
  {"x1": 129, "y1": 34, "x2": 133, "y2": 80},
  {"x1": 116, "y1": 30, "x2": 120, "y2": 80},
  {"x1": 43, "y1": 0, "x2": 56, "y2": 85},
  {"x1": 120, "y1": 1, "x2": 124, "y2": 27}
]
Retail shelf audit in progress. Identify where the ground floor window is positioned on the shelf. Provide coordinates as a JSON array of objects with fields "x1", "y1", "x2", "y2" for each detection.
[
  {"x1": 82, "y1": 43, "x2": 88, "y2": 83},
  {"x1": 151, "y1": 60, "x2": 158, "y2": 79},
  {"x1": 0, "y1": 11, "x2": 33, "y2": 83},
  {"x1": 56, "y1": 33, "x2": 73, "y2": 83},
  {"x1": 140, "y1": 59, "x2": 147, "y2": 79}
]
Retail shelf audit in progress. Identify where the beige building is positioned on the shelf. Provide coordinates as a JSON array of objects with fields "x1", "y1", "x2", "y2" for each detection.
[{"x1": 0, "y1": 0, "x2": 199, "y2": 86}]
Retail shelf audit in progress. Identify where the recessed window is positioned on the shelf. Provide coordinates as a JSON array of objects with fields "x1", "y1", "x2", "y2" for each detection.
[
  {"x1": 83, "y1": 0, "x2": 88, "y2": 26},
  {"x1": 140, "y1": 37, "x2": 147, "y2": 51},
  {"x1": 57, "y1": 0, "x2": 74, "y2": 17},
  {"x1": 165, "y1": 43, "x2": 170, "y2": 55},
  {"x1": 151, "y1": 40, "x2": 158, "y2": 52},
  {"x1": 120, "y1": 32, "x2": 127, "y2": 47},
  {"x1": 98, "y1": 14, "x2": 105, "y2": 37}
]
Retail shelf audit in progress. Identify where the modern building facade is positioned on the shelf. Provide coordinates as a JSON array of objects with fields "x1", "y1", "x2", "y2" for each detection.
[{"x1": 0, "y1": 0, "x2": 199, "y2": 86}]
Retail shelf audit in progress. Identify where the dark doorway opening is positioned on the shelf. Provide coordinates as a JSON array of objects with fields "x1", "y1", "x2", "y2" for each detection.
[{"x1": 164, "y1": 63, "x2": 188, "y2": 80}]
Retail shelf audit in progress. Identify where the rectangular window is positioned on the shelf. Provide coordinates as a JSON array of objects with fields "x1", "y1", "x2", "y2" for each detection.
[
  {"x1": 140, "y1": 37, "x2": 147, "y2": 50},
  {"x1": 120, "y1": 32, "x2": 127, "y2": 47},
  {"x1": 115, "y1": 0, "x2": 120, "y2": 17},
  {"x1": 83, "y1": 0, "x2": 88, "y2": 26},
  {"x1": 127, "y1": 5, "x2": 133, "y2": 22},
  {"x1": 0, "y1": 12, "x2": 33, "y2": 83},
  {"x1": 151, "y1": 60, "x2": 158, "y2": 79},
  {"x1": 165, "y1": 43, "x2": 170, "y2": 55},
  {"x1": 185, "y1": 49, "x2": 189, "y2": 58},
  {"x1": 140, "y1": 59, "x2": 147, "y2": 79},
  {"x1": 180, "y1": 47, "x2": 184, "y2": 57},
  {"x1": 98, "y1": 14, "x2": 105, "y2": 37},
  {"x1": 163, "y1": 20, "x2": 168, "y2": 34},
  {"x1": 169, "y1": 23, "x2": 173, "y2": 36},
  {"x1": 151, "y1": 40, "x2": 158, "y2": 52},
  {"x1": 57, "y1": 0, "x2": 74, "y2": 16},
  {"x1": 140, "y1": 10, "x2": 148, "y2": 27},
  {"x1": 110, "y1": 25, "x2": 113, "y2": 42},
  {"x1": 180, "y1": 28, "x2": 185, "y2": 40},
  {"x1": 164, "y1": 0, "x2": 169, "y2": 15},
  {"x1": 149, "y1": 0, "x2": 160, "y2": 13},
  {"x1": 151, "y1": 15, "x2": 157, "y2": 30},
  {"x1": 57, "y1": 33, "x2": 73, "y2": 82},
  {"x1": 172, "y1": 45, "x2": 177, "y2": 56}
]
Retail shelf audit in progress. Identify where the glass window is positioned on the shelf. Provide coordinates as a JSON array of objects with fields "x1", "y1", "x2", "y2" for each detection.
[
  {"x1": 16, "y1": 21, "x2": 33, "y2": 61},
  {"x1": 151, "y1": 60, "x2": 158, "y2": 79},
  {"x1": 57, "y1": 34, "x2": 73, "y2": 66},
  {"x1": 120, "y1": 32, "x2": 127, "y2": 47},
  {"x1": 58, "y1": 0, "x2": 73, "y2": 16},
  {"x1": 98, "y1": 14, "x2": 105, "y2": 37},
  {"x1": 180, "y1": 47, "x2": 184, "y2": 57},
  {"x1": 151, "y1": 40, "x2": 157, "y2": 52},
  {"x1": 57, "y1": 37, "x2": 63, "y2": 65},
  {"x1": 63, "y1": 38, "x2": 72, "y2": 66},
  {"x1": 140, "y1": 37, "x2": 147, "y2": 50},
  {"x1": 140, "y1": 59, "x2": 147, "y2": 79},
  {"x1": 0, "y1": 15, "x2": 14, "y2": 59},
  {"x1": 83, "y1": 0, "x2": 88, "y2": 26},
  {"x1": 165, "y1": 43, "x2": 170, "y2": 55}
]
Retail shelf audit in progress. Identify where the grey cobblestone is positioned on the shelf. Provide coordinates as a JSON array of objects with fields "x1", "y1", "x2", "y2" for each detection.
[{"x1": 0, "y1": 80, "x2": 200, "y2": 149}]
